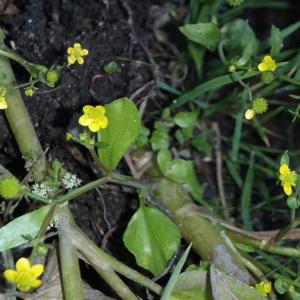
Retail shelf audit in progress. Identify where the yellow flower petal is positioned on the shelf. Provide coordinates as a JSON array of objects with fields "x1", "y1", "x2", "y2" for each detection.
[
  {"x1": 77, "y1": 57, "x2": 84, "y2": 64},
  {"x1": 89, "y1": 121, "x2": 101, "y2": 132},
  {"x1": 31, "y1": 279, "x2": 42, "y2": 288},
  {"x1": 99, "y1": 116, "x2": 108, "y2": 128},
  {"x1": 74, "y1": 43, "x2": 82, "y2": 50},
  {"x1": 30, "y1": 264, "x2": 44, "y2": 278},
  {"x1": 67, "y1": 47, "x2": 74, "y2": 55},
  {"x1": 83, "y1": 105, "x2": 94, "y2": 113},
  {"x1": 16, "y1": 258, "x2": 31, "y2": 272},
  {"x1": 95, "y1": 105, "x2": 105, "y2": 114},
  {"x1": 78, "y1": 114, "x2": 92, "y2": 126},
  {"x1": 258, "y1": 63, "x2": 267, "y2": 72},
  {"x1": 3, "y1": 269, "x2": 17, "y2": 282},
  {"x1": 284, "y1": 183, "x2": 292, "y2": 196},
  {"x1": 68, "y1": 55, "x2": 76, "y2": 65},
  {"x1": 17, "y1": 281, "x2": 32, "y2": 292},
  {"x1": 280, "y1": 164, "x2": 290, "y2": 175},
  {"x1": 263, "y1": 55, "x2": 273, "y2": 63},
  {"x1": 81, "y1": 49, "x2": 89, "y2": 56}
]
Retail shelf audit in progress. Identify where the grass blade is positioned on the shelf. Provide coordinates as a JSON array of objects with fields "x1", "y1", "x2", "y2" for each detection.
[
  {"x1": 241, "y1": 152, "x2": 255, "y2": 230},
  {"x1": 160, "y1": 244, "x2": 192, "y2": 300}
]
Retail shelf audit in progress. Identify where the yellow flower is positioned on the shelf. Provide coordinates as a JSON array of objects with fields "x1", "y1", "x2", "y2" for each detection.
[
  {"x1": 279, "y1": 164, "x2": 297, "y2": 196},
  {"x1": 3, "y1": 257, "x2": 44, "y2": 292},
  {"x1": 258, "y1": 55, "x2": 277, "y2": 72},
  {"x1": 245, "y1": 109, "x2": 255, "y2": 120},
  {"x1": 78, "y1": 105, "x2": 108, "y2": 132},
  {"x1": 0, "y1": 87, "x2": 8, "y2": 109},
  {"x1": 67, "y1": 43, "x2": 89, "y2": 65},
  {"x1": 255, "y1": 281, "x2": 272, "y2": 296}
]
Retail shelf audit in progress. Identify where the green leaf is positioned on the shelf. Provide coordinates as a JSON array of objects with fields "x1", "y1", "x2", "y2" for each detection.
[
  {"x1": 136, "y1": 126, "x2": 150, "y2": 148},
  {"x1": 174, "y1": 111, "x2": 198, "y2": 128},
  {"x1": 221, "y1": 19, "x2": 257, "y2": 66},
  {"x1": 103, "y1": 61, "x2": 121, "y2": 74},
  {"x1": 170, "y1": 270, "x2": 209, "y2": 300},
  {"x1": 123, "y1": 203, "x2": 181, "y2": 276},
  {"x1": 280, "y1": 151, "x2": 289, "y2": 165},
  {"x1": 98, "y1": 98, "x2": 141, "y2": 171},
  {"x1": 191, "y1": 132, "x2": 212, "y2": 155},
  {"x1": 161, "y1": 244, "x2": 192, "y2": 300},
  {"x1": 0, "y1": 205, "x2": 51, "y2": 251},
  {"x1": 157, "y1": 150, "x2": 203, "y2": 204},
  {"x1": 170, "y1": 70, "x2": 259, "y2": 109},
  {"x1": 274, "y1": 279, "x2": 289, "y2": 294},
  {"x1": 179, "y1": 23, "x2": 221, "y2": 51},
  {"x1": 270, "y1": 25, "x2": 283, "y2": 57},
  {"x1": 150, "y1": 129, "x2": 170, "y2": 151},
  {"x1": 241, "y1": 153, "x2": 255, "y2": 230},
  {"x1": 210, "y1": 265, "x2": 266, "y2": 300},
  {"x1": 156, "y1": 80, "x2": 181, "y2": 96}
]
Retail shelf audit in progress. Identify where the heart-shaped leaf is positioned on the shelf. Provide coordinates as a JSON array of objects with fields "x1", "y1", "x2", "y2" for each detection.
[
  {"x1": 123, "y1": 203, "x2": 181, "y2": 276},
  {"x1": 98, "y1": 98, "x2": 141, "y2": 171},
  {"x1": 0, "y1": 205, "x2": 51, "y2": 251}
]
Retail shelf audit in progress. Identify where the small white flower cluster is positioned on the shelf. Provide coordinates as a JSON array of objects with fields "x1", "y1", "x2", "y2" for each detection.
[
  {"x1": 31, "y1": 183, "x2": 53, "y2": 198},
  {"x1": 61, "y1": 172, "x2": 82, "y2": 190}
]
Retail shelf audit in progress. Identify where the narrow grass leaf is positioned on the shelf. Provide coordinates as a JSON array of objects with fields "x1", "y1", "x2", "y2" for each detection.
[
  {"x1": 170, "y1": 71, "x2": 259, "y2": 109},
  {"x1": 241, "y1": 153, "x2": 255, "y2": 230},
  {"x1": 160, "y1": 244, "x2": 192, "y2": 300}
]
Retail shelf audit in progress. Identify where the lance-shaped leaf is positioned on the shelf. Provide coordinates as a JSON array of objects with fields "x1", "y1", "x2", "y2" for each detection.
[
  {"x1": 0, "y1": 205, "x2": 51, "y2": 251},
  {"x1": 98, "y1": 98, "x2": 141, "y2": 171},
  {"x1": 123, "y1": 203, "x2": 181, "y2": 276}
]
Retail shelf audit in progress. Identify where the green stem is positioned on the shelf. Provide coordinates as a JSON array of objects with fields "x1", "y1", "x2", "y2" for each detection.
[
  {"x1": 227, "y1": 231, "x2": 300, "y2": 257},
  {"x1": 290, "y1": 208, "x2": 296, "y2": 224},
  {"x1": 0, "y1": 51, "x2": 46, "y2": 181},
  {"x1": 55, "y1": 174, "x2": 147, "y2": 204},
  {"x1": 56, "y1": 205, "x2": 84, "y2": 300},
  {"x1": 241, "y1": 252, "x2": 300, "y2": 288},
  {"x1": 110, "y1": 173, "x2": 148, "y2": 189},
  {"x1": 279, "y1": 74, "x2": 300, "y2": 86},
  {"x1": 2, "y1": 250, "x2": 16, "y2": 300},
  {"x1": 70, "y1": 225, "x2": 162, "y2": 295},
  {"x1": 0, "y1": 49, "x2": 26, "y2": 66},
  {"x1": 89, "y1": 148, "x2": 109, "y2": 174},
  {"x1": 87, "y1": 260, "x2": 138, "y2": 300},
  {"x1": 55, "y1": 177, "x2": 110, "y2": 203},
  {"x1": 25, "y1": 191, "x2": 51, "y2": 203}
]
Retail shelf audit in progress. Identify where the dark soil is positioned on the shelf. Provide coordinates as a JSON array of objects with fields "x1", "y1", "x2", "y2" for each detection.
[{"x1": 0, "y1": 0, "x2": 168, "y2": 298}]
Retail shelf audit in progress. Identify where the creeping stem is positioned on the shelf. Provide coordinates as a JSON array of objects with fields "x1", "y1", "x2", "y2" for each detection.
[
  {"x1": 0, "y1": 48, "x2": 46, "y2": 181},
  {"x1": 56, "y1": 205, "x2": 84, "y2": 300}
]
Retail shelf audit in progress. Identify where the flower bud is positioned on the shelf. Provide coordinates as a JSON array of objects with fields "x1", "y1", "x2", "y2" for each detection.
[
  {"x1": 0, "y1": 176, "x2": 21, "y2": 200},
  {"x1": 261, "y1": 71, "x2": 274, "y2": 84},
  {"x1": 46, "y1": 69, "x2": 59, "y2": 85},
  {"x1": 245, "y1": 109, "x2": 255, "y2": 120}
]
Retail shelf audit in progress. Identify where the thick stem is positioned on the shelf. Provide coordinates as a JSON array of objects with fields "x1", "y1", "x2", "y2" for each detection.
[
  {"x1": 86, "y1": 259, "x2": 138, "y2": 300},
  {"x1": 0, "y1": 53, "x2": 46, "y2": 181},
  {"x1": 154, "y1": 179, "x2": 253, "y2": 284},
  {"x1": 70, "y1": 225, "x2": 162, "y2": 295},
  {"x1": 56, "y1": 205, "x2": 84, "y2": 300}
]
